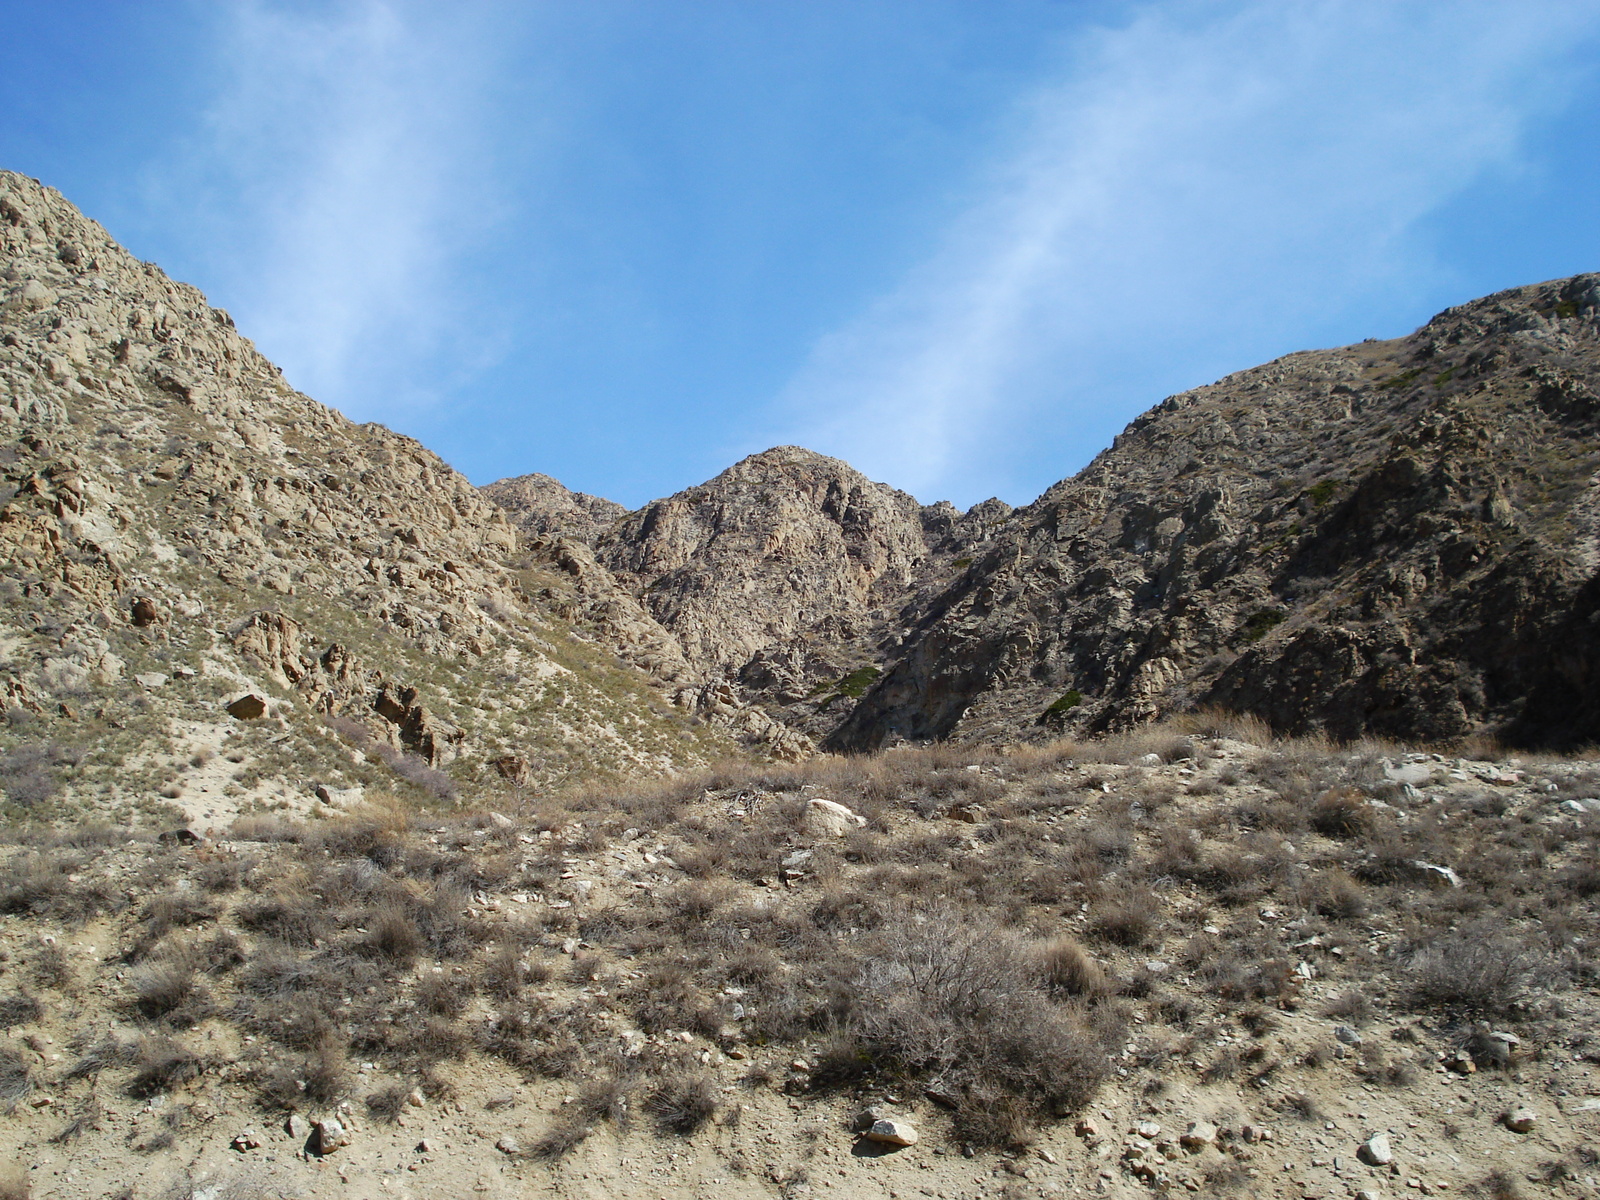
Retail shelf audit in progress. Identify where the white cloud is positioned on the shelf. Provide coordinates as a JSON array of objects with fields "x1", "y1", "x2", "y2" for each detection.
[
  {"x1": 773, "y1": 0, "x2": 1600, "y2": 504},
  {"x1": 170, "y1": 0, "x2": 519, "y2": 416}
]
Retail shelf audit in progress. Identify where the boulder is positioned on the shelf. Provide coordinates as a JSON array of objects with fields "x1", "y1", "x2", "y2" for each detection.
[
  {"x1": 226, "y1": 693, "x2": 268, "y2": 720},
  {"x1": 311, "y1": 1117, "x2": 349, "y2": 1155},
  {"x1": 1358, "y1": 1133, "x2": 1392, "y2": 1166},
  {"x1": 801, "y1": 798, "x2": 865, "y2": 837},
  {"x1": 865, "y1": 1119, "x2": 918, "y2": 1147},
  {"x1": 1503, "y1": 1106, "x2": 1537, "y2": 1134},
  {"x1": 129, "y1": 597, "x2": 161, "y2": 627},
  {"x1": 314, "y1": 784, "x2": 364, "y2": 807}
]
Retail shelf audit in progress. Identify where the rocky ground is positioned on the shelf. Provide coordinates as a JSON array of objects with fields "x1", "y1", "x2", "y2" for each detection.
[{"x1": 1, "y1": 719, "x2": 1595, "y2": 1199}]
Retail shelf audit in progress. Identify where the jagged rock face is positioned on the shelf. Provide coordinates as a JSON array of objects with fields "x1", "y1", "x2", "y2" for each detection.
[
  {"x1": 0, "y1": 171, "x2": 729, "y2": 817},
  {"x1": 482, "y1": 472, "x2": 627, "y2": 544},
  {"x1": 832, "y1": 274, "x2": 1600, "y2": 751},
  {"x1": 832, "y1": 272, "x2": 1600, "y2": 752},
  {"x1": 592, "y1": 446, "x2": 937, "y2": 675},
  {"x1": 485, "y1": 447, "x2": 1008, "y2": 746}
]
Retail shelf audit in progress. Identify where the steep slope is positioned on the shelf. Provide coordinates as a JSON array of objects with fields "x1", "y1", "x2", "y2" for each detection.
[
  {"x1": 0, "y1": 171, "x2": 731, "y2": 823},
  {"x1": 834, "y1": 273, "x2": 1600, "y2": 750}
]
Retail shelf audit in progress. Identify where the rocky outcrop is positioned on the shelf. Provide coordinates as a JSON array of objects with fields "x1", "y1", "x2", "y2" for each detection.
[
  {"x1": 482, "y1": 472, "x2": 627, "y2": 545},
  {"x1": 831, "y1": 274, "x2": 1600, "y2": 751}
]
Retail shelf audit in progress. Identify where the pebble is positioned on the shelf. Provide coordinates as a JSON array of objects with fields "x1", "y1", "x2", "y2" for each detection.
[{"x1": 495, "y1": 1134, "x2": 522, "y2": 1155}]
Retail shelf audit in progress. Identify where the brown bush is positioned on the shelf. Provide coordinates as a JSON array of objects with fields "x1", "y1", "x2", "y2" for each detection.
[
  {"x1": 1407, "y1": 930, "x2": 1546, "y2": 1015},
  {"x1": 127, "y1": 1037, "x2": 203, "y2": 1098},
  {"x1": 1034, "y1": 936, "x2": 1107, "y2": 998},
  {"x1": 646, "y1": 1068, "x2": 718, "y2": 1135},
  {"x1": 1089, "y1": 887, "x2": 1160, "y2": 947}
]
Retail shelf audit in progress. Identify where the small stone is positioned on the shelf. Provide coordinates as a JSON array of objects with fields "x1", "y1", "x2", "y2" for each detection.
[
  {"x1": 1076, "y1": 1118, "x2": 1102, "y2": 1139},
  {"x1": 311, "y1": 1117, "x2": 349, "y2": 1155},
  {"x1": 1181, "y1": 1121, "x2": 1217, "y2": 1149},
  {"x1": 866, "y1": 1119, "x2": 919, "y2": 1147},
  {"x1": 231, "y1": 1131, "x2": 261, "y2": 1151},
  {"x1": 1136, "y1": 753, "x2": 1163, "y2": 767},
  {"x1": 1358, "y1": 1134, "x2": 1392, "y2": 1167},
  {"x1": 1137, "y1": 1121, "x2": 1162, "y2": 1139},
  {"x1": 1335, "y1": 1025, "x2": 1363, "y2": 1046},
  {"x1": 415, "y1": 1139, "x2": 431, "y2": 1154},
  {"x1": 495, "y1": 1134, "x2": 521, "y2": 1155},
  {"x1": 1355, "y1": 1191, "x2": 1383, "y2": 1200},
  {"x1": 286, "y1": 1114, "x2": 311, "y2": 1141},
  {"x1": 406, "y1": 1089, "x2": 425, "y2": 1107},
  {"x1": 1502, "y1": 1106, "x2": 1536, "y2": 1134}
]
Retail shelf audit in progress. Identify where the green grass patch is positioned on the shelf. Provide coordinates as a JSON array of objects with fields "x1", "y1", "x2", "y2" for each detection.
[
  {"x1": 1043, "y1": 689, "x2": 1082, "y2": 717},
  {"x1": 1377, "y1": 367, "x2": 1425, "y2": 391},
  {"x1": 1237, "y1": 608, "x2": 1286, "y2": 644}
]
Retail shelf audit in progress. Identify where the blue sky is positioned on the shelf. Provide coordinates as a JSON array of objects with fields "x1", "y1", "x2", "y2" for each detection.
[{"x1": 5, "y1": 2, "x2": 1600, "y2": 510}]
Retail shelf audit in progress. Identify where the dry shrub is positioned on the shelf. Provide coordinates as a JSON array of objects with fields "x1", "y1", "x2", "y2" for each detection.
[
  {"x1": 130, "y1": 958, "x2": 207, "y2": 1023},
  {"x1": 646, "y1": 1068, "x2": 717, "y2": 1135},
  {"x1": 0, "y1": 993, "x2": 41, "y2": 1032},
  {"x1": 1306, "y1": 869, "x2": 1367, "y2": 919},
  {"x1": 1034, "y1": 936, "x2": 1106, "y2": 998},
  {"x1": 236, "y1": 891, "x2": 326, "y2": 947},
  {"x1": 0, "y1": 1046, "x2": 32, "y2": 1112},
  {"x1": 1407, "y1": 930, "x2": 1546, "y2": 1015},
  {"x1": 415, "y1": 972, "x2": 474, "y2": 1017},
  {"x1": 1175, "y1": 708, "x2": 1274, "y2": 745},
  {"x1": 834, "y1": 911, "x2": 1116, "y2": 1144},
  {"x1": 634, "y1": 965, "x2": 723, "y2": 1037},
  {"x1": 363, "y1": 905, "x2": 424, "y2": 964},
  {"x1": 127, "y1": 1037, "x2": 203, "y2": 1098},
  {"x1": 1321, "y1": 989, "x2": 1374, "y2": 1024},
  {"x1": 1311, "y1": 788, "x2": 1372, "y2": 838},
  {"x1": 1089, "y1": 887, "x2": 1160, "y2": 947},
  {"x1": 365, "y1": 1085, "x2": 411, "y2": 1123}
]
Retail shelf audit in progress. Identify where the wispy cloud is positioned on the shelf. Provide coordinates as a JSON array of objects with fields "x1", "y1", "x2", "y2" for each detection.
[
  {"x1": 165, "y1": 0, "x2": 520, "y2": 417},
  {"x1": 774, "y1": 0, "x2": 1600, "y2": 504}
]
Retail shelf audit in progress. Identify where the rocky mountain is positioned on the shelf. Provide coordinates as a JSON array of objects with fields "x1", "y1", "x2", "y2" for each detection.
[
  {"x1": 481, "y1": 471, "x2": 627, "y2": 544},
  {"x1": 831, "y1": 273, "x2": 1600, "y2": 751},
  {"x1": 0, "y1": 170, "x2": 733, "y2": 824},
  {"x1": 486, "y1": 446, "x2": 1011, "y2": 747},
  {"x1": 485, "y1": 275, "x2": 1600, "y2": 755}
]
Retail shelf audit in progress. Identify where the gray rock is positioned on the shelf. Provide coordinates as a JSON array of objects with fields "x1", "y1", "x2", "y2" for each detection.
[
  {"x1": 285, "y1": 1113, "x2": 311, "y2": 1141},
  {"x1": 801, "y1": 798, "x2": 865, "y2": 837},
  {"x1": 1358, "y1": 1133, "x2": 1392, "y2": 1166},
  {"x1": 311, "y1": 1117, "x2": 348, "y2": 1155},
  {"x1": 495, "y1": 1134, "x2": 522, "y2": 1155},
  {"x1": 1503, "y1": 1106, "x2": 1537, "y2": 1134},
  {"x1": 1335, "y1": 1025, "x2": 1363, "y2": 1046},
  {"x1": 1180, "y1": 1120, "x2": 1217, "y2": 1148},
  {"x1": 865, "y1": 1119, "x2": 918, "y2": 1147}
]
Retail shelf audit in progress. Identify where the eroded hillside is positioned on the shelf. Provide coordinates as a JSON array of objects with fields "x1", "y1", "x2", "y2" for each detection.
[{"x1": 0, "y1": 171, "x2": 734, "y2": 826}]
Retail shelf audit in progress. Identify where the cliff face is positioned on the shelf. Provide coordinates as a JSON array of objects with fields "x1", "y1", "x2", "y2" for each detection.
[
  {"x1": 829, "y1": 274, "x2": 1600, "y2": 751},
  {"x1": 0, "y1": 170, "x2": 729, "y2": 821}
]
